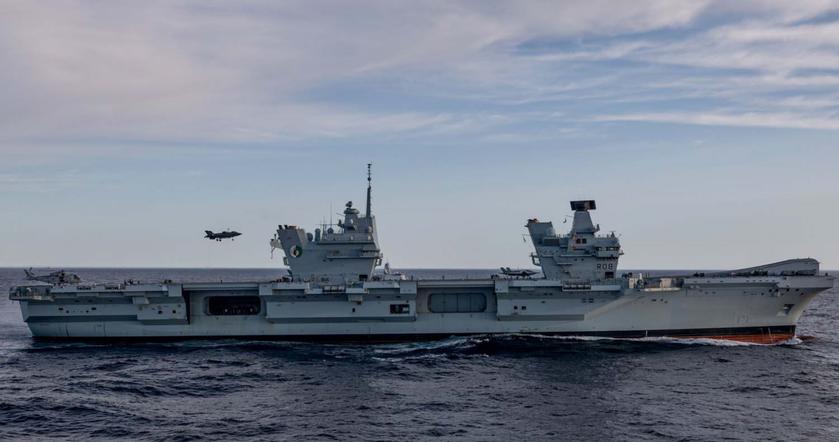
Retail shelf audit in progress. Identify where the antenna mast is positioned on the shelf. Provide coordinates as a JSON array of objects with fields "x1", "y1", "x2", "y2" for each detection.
[{"x1": 365, "y1": 162, "x2": 372, "y2": 218}]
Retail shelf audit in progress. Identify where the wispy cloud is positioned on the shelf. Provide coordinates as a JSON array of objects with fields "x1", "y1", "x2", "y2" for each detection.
[
  {"x1": 0, "y1": 0, "x2": 838, "y2": 162},
  {"x1": 594, "y1": 111, "x2": 839, "y2": 130},
  {"x1": 0, "y1": 170, "x2": 85, "y2": 193}
]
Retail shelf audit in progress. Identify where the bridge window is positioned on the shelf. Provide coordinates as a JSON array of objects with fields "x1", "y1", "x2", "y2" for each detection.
[
  {"x1": 428, "y1": 293, "x2": 487, "y2": 313},
  {"x1": 207, "y1": 296, "x2": 261, "y2": 316}
]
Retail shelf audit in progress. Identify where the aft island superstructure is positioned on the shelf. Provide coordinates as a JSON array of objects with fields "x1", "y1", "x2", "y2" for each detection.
[{"x1": 10, "y1": 167, "x2": 834, "y2": 343}]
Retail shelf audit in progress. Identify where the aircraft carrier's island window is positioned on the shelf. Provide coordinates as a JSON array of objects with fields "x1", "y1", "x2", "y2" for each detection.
[
  {"x1": 207, "y1": 296, "x2": 261, "y2": 315},
  {"x1": 428, "y1": 293, "x2": 487, "y2": 313}
]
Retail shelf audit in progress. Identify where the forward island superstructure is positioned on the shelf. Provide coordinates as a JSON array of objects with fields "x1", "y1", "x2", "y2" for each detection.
[{"x1": 10, "y1": 167, "x2": 834, "y2": 343}]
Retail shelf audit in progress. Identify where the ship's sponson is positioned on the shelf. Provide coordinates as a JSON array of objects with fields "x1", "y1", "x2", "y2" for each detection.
[{"x1": 9, "y1": 258, "x2": 833, "y2": 343}]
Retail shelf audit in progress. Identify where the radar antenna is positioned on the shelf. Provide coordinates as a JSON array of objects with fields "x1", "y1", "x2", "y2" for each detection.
[{"x1": 365, "y1": 162, "x2": 373, "y2": 218}]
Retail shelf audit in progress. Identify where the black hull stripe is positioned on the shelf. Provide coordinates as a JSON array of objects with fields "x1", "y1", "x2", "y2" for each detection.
[{"x1": 31, "y1": 325, "x2": 796, "y2": 344}]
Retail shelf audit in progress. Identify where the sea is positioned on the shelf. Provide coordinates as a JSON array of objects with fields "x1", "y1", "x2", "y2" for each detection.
[{"x1": 0, "y1": 268, "x2": 837, "y2": 441}]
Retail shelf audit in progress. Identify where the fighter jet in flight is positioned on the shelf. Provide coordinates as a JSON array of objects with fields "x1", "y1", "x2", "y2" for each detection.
[{"x1": 205, "y1": 230, "x2": 242, "y2": 241}]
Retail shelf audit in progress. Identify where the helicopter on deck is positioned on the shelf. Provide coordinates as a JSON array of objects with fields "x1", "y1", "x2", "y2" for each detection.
[{"x1": 24, "y1": 268, "x2": 81, "y2": 285}]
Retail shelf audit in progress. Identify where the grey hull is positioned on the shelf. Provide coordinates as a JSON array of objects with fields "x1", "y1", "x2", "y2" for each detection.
[{"x1": 13, "y1": 272, "x2": 832, "y2": 344}]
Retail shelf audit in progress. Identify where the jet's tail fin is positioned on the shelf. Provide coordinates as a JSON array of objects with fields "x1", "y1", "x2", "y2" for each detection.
[{"x1": 24, "y1": 268, "x2": 34, "y2": 279}]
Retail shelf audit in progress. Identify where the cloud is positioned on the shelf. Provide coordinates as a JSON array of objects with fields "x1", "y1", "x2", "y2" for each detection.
[
  {"x1": 0, "y1": 2, "x2": 712, "y2": 142},
  {"x1": 635, "y1": 21, "x2": 839, "y2": 73},
  {"x1": 0, "y1": 0, "x2": 837, "y2": 161},
  {"x1": 0, "y1": 170, "x2": 84, "y2": 193},
  {"x1": 594, "y1": 111, "x2": 839, "y2": 130}
]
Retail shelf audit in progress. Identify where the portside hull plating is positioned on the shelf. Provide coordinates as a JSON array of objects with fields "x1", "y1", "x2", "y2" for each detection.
[{"x1": 14, "y1": 275, "x2": 832, "y2": 344}]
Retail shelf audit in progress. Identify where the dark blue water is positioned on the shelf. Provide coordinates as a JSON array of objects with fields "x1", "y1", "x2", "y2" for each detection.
[{"x1": 1, "y1": 268, "x2": 837, "y2": 441}]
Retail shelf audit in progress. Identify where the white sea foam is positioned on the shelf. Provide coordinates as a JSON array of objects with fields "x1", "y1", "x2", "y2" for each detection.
[{"x1": 513, "y1": 333, "x2": 798, "y2": 347}]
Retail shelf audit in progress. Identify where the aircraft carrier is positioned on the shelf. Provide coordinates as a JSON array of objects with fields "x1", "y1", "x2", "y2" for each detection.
[{"x1": 9, "y1": 167, "x2": 834, "y2": 343}]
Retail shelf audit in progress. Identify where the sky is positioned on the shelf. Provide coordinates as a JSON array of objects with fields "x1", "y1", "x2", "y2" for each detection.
[{"x1": 1, "y1": 0, "x2": 838, "y2": 270}]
